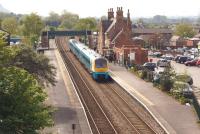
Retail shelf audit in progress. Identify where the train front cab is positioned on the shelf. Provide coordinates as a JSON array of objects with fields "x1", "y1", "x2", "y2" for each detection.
[{"x1": 92, "y1": 58, "x2": 109, "y2": 81}]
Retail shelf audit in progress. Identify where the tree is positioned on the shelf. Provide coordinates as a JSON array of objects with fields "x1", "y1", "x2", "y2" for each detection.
[
  {"x1": 159, "y1": 67, "x2": 175, "y2": 91},
  {"x1": 1, "y1": 17, "x2": 18, "y2": 34},
  {"x1": 0, "y1": 33, "x2": 16, "y2": 67},
  {"x1": 59, "y1": 10, "x2": 79, "y2": 30},
  {"x1": 10, "y1": 45, "x2": 56, "y2": 87},
  {"x1": 45, "y1": 12, "x2": 61, "y2": 28},
  {"x1": 0, "y1": 32, "x2": 55, "y2": 133},
  {"x1": 74, "y1": 17, "x2": 97, "y2": 31},
  {"x1": 21, "y1": 13, "x2": 44, "y2": 36},
  {"x1": 21, "y1": 13, "x2": 44, "y2": 45},
  {"x1": 0, "y1": 67, "x2": 53, "y2": 133},
  {"x1": 0, "y1": 34, "x2": 56, "y2": 87},
  {"x1": 197, "y1": 16, "x2": 200, "y2": 24},
  {"x1": 175, "y1": 23, "x2": 195, "y2": 38}
]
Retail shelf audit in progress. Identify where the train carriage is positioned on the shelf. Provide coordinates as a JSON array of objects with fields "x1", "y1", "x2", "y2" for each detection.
[{"x1": 69, "y1": 39, "x2": 109, "y2": 80}]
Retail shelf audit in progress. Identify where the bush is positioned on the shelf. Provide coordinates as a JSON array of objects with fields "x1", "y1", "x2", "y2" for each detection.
[
  {"x1": 159, "y1": 67, "x2": 175, "y2": 91},
  {"x1": 160, "y1": 78, "x2": 173, "y2": 91},
  {"x1": 138, "y1": 70, "x2": 147, "y2": 79}
]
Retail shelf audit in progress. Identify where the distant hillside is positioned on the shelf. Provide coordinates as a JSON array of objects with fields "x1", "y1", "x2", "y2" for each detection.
[{"x1": 0, "y1": 4, "x2": 10, "y2": 13}]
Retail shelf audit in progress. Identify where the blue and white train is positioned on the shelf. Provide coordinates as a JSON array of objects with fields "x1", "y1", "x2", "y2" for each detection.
[{"x1": 69, "y1": 39, "x2": 109, "y2": 80}]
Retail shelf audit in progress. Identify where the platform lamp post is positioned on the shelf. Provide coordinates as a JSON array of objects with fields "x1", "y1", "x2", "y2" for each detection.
[{"x1": 72, "y1": 124, "x2": 76, "y2": 134}]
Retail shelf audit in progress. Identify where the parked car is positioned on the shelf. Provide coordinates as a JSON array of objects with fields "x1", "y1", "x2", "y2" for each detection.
[
  {"x1": 175, "y1": 74, "x2": 193, "y2": 85},
  {"x1": 153, "y1": 66, "x2": 166, "y2": 83},
  {"x1": 148, "y1": 51, "x2": 154, "y2": 56},
  {"x1": 177, "y1": 56, "x2": 192, "y2": 63},
  {"x1": 171, "y1": 81, "x2": 193, "y2": 98},
  {"x1": 161, "y1": 54, "x2": 174, "y2": 61},
  {"x1": 174, "y1": 55, "x2": 182, "y2": 62},
  {"x1": 143, "y1": 62, "x2": 157, "y2": 71},
  {"x1": 184, "y1": 59, "x2": 198, "y2": 66},
  {"x1": 196, "y1": 59, "x2": 200, "y2": 66},
  {"x1": 157, "y1": 59, "x2": 170, "y2": 67},
  {"x1": 153, "y1": 52, "x2": 162, "y2": 57}
]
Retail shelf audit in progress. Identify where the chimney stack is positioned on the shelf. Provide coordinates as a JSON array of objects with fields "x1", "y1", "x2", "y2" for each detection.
[
  {"x1": 116, "y1": 7, "x2": 123, "y2": 20},
  {"x1": 108, "y1": 8, "x2": 114, "y2": 20}
]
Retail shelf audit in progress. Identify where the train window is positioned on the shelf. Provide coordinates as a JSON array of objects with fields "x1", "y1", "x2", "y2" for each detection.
[{"x1": 95, "y1": 58, "x2": 107, "y2": 68}]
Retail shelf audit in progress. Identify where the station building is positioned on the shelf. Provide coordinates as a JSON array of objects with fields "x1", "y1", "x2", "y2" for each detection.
[{"x1": 98, "y1": 7, "x2": 148, "y2": 65}]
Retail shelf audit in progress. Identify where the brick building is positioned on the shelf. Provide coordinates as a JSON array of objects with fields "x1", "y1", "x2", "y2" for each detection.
[
  {"x1": 98, "y1": 7, "x2": 148, "y2": 65},
  {"x1": 132, "y1": 28, "x2": 173, "y2": 49}
]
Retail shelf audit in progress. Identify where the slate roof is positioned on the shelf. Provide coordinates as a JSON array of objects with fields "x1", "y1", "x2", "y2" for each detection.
[
  {"x1": 101, "y1": 20, "x2": 113, "y2": 33},
  {"x1": 133, "y1": 28, "x2": 173, "y2": 34}
]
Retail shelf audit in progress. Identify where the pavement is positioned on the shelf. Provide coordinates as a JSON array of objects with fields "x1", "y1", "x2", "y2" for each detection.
[
  {"x1": 43, "y1": 40, "x2": 92, "y2": 134},
  {"x1": 109, "y1": 63, "x2": 200, "y2": 134}
]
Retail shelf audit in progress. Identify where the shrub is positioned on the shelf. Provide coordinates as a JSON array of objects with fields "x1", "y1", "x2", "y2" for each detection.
[
  {"x1": 160, "y1": 78, "x2": 173, "y2": 91},
  {"x1": 159, "y1": 67, "x2": 175, "y2": 92}
]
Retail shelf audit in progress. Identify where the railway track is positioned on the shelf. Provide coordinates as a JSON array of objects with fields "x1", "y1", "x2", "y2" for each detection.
[
  {"x1": 98, "y1": 82, "x2": 165, "y2": 134},
  {"x1": 55, "y1": 37, "x2": 166, "y2": 134},
  {"x1": 55, "y1": 38, "x2": 117, "y2": 134}
]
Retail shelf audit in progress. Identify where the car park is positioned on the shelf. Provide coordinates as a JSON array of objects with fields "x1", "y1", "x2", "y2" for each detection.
[
  {"x1": 184, "y1": 59, "x2": 198, "y2": 66},
  {"x1": 143, "y1": 62, "x2": 156, "y2": 71}
]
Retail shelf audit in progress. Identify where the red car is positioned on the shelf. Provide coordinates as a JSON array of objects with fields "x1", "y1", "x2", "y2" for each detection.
[
  {"x1": 185, "y1": 59, "x2": 198, "y2": 66},
  {"x1": 196, "y1": 59, "x2": 200, "y2": 66}
]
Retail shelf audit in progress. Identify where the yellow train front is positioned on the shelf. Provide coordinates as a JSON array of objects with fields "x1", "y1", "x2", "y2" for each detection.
[
  {"x1": 91, "y1": 58, "x2": 109, "y2": 80},
  {"x1": 68, "y1": 39, "x2": 109, "y2": 81}
]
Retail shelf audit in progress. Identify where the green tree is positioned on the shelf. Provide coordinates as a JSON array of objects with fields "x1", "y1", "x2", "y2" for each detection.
[
  {"x1": 59, "y1": 10, "x2": 79, "y2": 30},
  {"x1": 21, "y1": 13, "x2": 44, "y2": 36},
  {"x1": 21, "y1": 13, "x2": 44, "y2": 45},
  {"x1": 0, "y1": 34, "x2": 56, "y2": 87},
  {"x1": 159, "y1": 67, "x2": 175, "y2": 91},
  {"x1": 74, "y1": 17, "x2": 97, "y2": 31},
  {"x1": 175, "y1": 23, "x2": 195, "y2": 38},
  {"x1": 45, "y1": 11, "x2": 61, "y2": 28},
  {"x1": 11, "y1": 45, "x2": 56, "y2": 86},
  {"x1": 0, "y1": 33, "x2": 17, "y2": 67},
  {"x1": 0, "y1": 67, "x2": 53, "y2": 133},
  {"x1": 1, "y1": 17, "x2": 18, "y2": 34}
]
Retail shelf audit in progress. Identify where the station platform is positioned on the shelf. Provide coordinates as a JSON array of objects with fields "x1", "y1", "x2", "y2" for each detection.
[
  {"x1": 109, "y1": 63, "x2": 200, "y2": 134},
  {"x1": 43, "y1": 40, "x2": 92, "y2": 134}
]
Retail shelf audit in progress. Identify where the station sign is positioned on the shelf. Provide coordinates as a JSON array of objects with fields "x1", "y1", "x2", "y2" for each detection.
[{"x1": 130, "y1": 52, "x2": 135, "y2": 60}]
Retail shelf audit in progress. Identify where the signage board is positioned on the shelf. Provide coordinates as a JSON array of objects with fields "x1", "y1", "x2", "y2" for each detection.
[{"x1": 130, "y1": 52, "x2": 135, "y2": 60}]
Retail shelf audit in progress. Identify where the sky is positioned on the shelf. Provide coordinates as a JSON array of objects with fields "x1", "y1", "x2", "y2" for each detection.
[{"x1": 1, "y1": 0, "x2": 200, "y2": 18}]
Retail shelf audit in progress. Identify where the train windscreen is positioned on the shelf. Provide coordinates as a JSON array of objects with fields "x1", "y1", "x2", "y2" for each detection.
[{"x1": 95, "y1": 58, "x2": 107, "y2": 68}]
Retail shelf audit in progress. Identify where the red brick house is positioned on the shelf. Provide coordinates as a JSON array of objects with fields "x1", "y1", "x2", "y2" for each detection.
[{"x1": 98, "y1": 7, "x2": 148, "y2": 65}]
